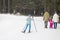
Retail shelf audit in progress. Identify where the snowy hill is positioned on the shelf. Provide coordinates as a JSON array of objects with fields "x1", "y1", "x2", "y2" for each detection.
[{"x1": 0, "y1": 14, "x2": 60, "y2": 40}]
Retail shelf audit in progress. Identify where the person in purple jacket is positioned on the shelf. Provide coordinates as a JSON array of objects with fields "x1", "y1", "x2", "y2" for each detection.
[{"x1": 49, "y1": 17, "x2": 53, "y2": 28}]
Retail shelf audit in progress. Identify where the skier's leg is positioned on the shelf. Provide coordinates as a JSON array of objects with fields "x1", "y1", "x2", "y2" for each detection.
[
  {"x1": 23, "y1": 24, "x2": 28, "y2": 32},
  {"x1": 56, "y1": 23, "x2": 57, "y2": 28},
  {"x1": 29, "y1": 24, "x2": 31, "y2": 32},
  {"x1": 54, "y1": 22, "x2": 55, "y2": 29},
  {"x1": 55, "y1": 22, "x2": 57, "y2": 29},
  {"x1": 45, "y1": 21, "x2": 48, "y2": 28},
  {"x1": 50, "y1": 23, "x2": 53, "y2": 28},
  {"x1": 49, "y1": 23, "x2": 51, "y2": 28},
  {"x1": 54, "y1": 22, "x2": 57, "y2": 29},
  {"x1": 51, "y1": 23, "x2": 53, "y2": 28}
]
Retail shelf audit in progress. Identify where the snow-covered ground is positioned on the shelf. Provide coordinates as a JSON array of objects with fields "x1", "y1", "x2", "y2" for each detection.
[{"x1": 0, "y1": 14, "x2": 60, "y2": 40}]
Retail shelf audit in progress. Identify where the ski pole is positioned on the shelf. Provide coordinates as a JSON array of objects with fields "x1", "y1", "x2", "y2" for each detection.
[{"x1": 32, "y1": 16, "x2": 37, "y2": 32}]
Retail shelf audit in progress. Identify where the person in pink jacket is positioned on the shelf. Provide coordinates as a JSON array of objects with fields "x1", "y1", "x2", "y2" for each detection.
[{"x1": 49, "y1": 17, "x2": 53, "y2": 28}]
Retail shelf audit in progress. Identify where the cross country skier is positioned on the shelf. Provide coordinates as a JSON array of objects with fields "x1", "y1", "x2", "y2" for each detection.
[
  {"x1": 22, "y1": 14, "x2": 33, "y2": 33},
  {"x1": 43, "y1": 11, "x2": 50, "y2": 28},
  {"x1": 52, "y1": 12, "x2": 59, "y2": 29},
  {"x1": 49, "y1": 17, "x2": 53, "y2": 28}
]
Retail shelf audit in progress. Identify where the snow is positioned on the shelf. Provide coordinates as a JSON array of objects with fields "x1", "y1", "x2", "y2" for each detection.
[{"x1": 0, "y1": 14, "x2": 60, "y2": 40}]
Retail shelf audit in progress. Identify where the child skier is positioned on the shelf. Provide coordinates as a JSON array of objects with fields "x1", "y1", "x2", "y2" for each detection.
[
  {"x1": 49, "y1": 17, "x2": 53, "y2": 28},
  {"x1": 22, "y1": 14, "x2": 33, "y2": 33},
  {"x1": 52, "y1": 12, "x2": 59, "y2": 29}
]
